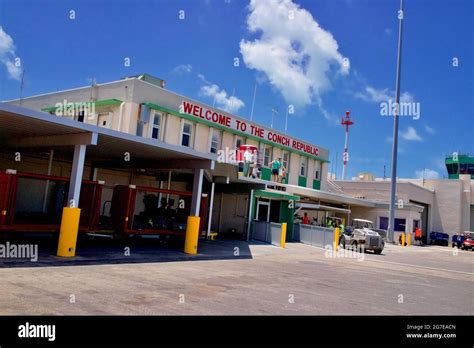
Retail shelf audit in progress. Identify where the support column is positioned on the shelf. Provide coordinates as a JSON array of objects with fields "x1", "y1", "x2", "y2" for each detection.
[
  {"x1": 246, "y1": 189, "x2": 254, "y2": 241},
  {"x1": 206, "y1": 181, "x2": 215, "y2": 239},
  {"x1": 67, "y1": 144, "x2": 86, "y2": 208},
  {"x1": 89, "y1": 166, "x2": 98, "y2": 181},
  {"x1": 57, "y1": 144, "x2": 86, "y2": 257},
  {"x1": 184, "y1": 168, "x2": 204, "y2": 254},
  {"x1": 42, "y1": 149, "x2": 54, "y2": 213},
  {"x1": 166, "y1": 170, "x2": 172, "y2": 202},
  {"x1": 190, "y1": 168, "x2": 204, "y2": 216}
]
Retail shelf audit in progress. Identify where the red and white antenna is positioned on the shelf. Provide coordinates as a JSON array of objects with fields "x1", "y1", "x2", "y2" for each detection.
[{"x1": 341, "y1": 111, "x2": 354, "y2": 180}]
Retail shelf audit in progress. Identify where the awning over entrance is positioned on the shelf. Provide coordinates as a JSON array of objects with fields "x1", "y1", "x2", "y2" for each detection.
[
  {"x1": 295, "y1": 202, "x2": 351, "y2": 214},
  {"x1": 284, "y1": 183, "x2": 376, "y2": 207},
  {"x1": 0, "y1": 103, "x2": 216, "y2": 169},
  {"x1": 254, "y1": 189, "x2": 300, "y2": 201}
]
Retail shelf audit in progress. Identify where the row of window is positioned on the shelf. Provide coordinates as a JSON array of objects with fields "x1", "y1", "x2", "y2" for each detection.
[
  {"x1": 149, "y1": 110, "x2": 321, "y2": 181},
  {"x1": 379, "y1": 217, "x2": 421, "y2": 232},
  {"x1": 149, "y1": 110, "x2": 224, "y2": 152},
  {"x1": 301, "y1": 156, "x2": 321, "y2": 180}
]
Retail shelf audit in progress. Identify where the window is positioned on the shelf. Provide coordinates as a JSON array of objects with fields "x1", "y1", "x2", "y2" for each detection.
[
  {"x1": 379, "y1": 217, "x2": 405, "y2": 231},
  {"x1": 151, "y1": 111, "x2": 161, "y2": 140},
  {"x1": 256, "y1": 198, "x2": 270, "y2": 222},
  {"x1": 413, "y1": 220, "x2": 421, "y2": 232},
  {"x1": 300, "y1": 156, "x2": 307, "y2": 177},
  {"x1": 314, "y1": 160, "x2": 321, "y2": 180},
  {"x1": 460, "y1": 163, "x2": 474, "y2": 175},
  {"x1": 77, "y1": 111, "x2": 85, "y2": 123},
  {"x1": 209, "y1": 128, "x2": 221, "y2": 154},
  {"x1": 445, "y1": 163, "x2": 459, "y2": 175},
  {"x1": 97, "y1": 112, "x2": 110, "y2": 128},
  {"x1": 264, "y1": 146, "x2": 272, "y2": 167},
  {"x1": 281, "y1": 151, "x2": 289, "y2": 170},
  {"x1": 394, "y1": 218, "x2": 406, "y2": 232},
  {"x1": 235, "y1": 136, "x2": 244, "y2": 149},
  {"x1": 181, "y1": 121, "x2": 193, "y2": 147},
  {"x1": 379, "y1": 217, "x2": 388, "y2": 230}
]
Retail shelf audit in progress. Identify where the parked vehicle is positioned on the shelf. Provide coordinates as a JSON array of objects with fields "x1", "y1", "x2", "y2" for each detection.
[
  {"x1": 452, "y1": 234, "x2": 466, "y2": 248},
  {"x1": 339, "y1": 218, "x2": 384, "y2": 254},
  {"x1": 429, "y1": 231, "x2": 449, "y2": 246},
  {"x1": 461, "y1": 232, "x2": 474, "y2": 250}
]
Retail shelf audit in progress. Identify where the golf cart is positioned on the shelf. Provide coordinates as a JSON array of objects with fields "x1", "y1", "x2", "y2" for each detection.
[{"x1": 339, "y1": 218, "x2": 385, "y2": 254}]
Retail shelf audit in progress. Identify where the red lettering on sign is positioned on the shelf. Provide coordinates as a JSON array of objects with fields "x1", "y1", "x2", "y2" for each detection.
[
  {"x1": 182, "y1": 101, "x2": 320, "y2": 158},
  {"x1": 183, "y1": 101, "x2": 193, "y2": 114},
  {"x1": 218, "y1": 114, "x2": 230, "y2": 127},
  {"x1": 192, "y1": 105, "x2": 199, "y2": 117}
]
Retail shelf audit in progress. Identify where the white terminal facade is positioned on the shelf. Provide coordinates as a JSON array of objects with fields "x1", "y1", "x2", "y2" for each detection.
[{"x1": 1, "y1": 73, "x2": 472, "y2": 245}]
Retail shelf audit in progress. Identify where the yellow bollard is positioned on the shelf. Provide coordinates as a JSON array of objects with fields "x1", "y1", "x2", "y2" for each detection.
[
  {"x1": 57, "y1": 207, "x2": 81, "y2": 257},
  {"x1": 334, "y1": 227, "x2": 340, "y2": 252},
  {"x1": 280, "y1": 222, "x2": 287, "y2": 248},
  {"x1": 184, "y1": 216, "x2": 200, "y2": 254},
  {"x1": 406, "y1": 233, "x2": 411, "y2": 246},
  {"x1": 401, "y1": 232, "x2": 406, "y2": 247}
]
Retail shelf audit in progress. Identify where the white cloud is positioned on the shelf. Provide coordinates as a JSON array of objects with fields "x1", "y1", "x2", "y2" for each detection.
[
  {"x1": 239, "y1": 0, "x2": 348, "y2": 111},
  {"x1": 400, "y1": 126, "x2": 422, "y2": 141},
  {"x1": 0, "y1": 26, "x2": 21, "y2": 80},
  {"x1": 356, "y1": 86, "x2": 413, "y2": 103},
  {"x1": 172, "y1": 64, "x2": 192, "y2": 74},
  {"x1": 415, "y1": 169, "x2": 439, "y2": 179},
  {"x1": 424, "y1": 124, "x2": 435, "y2": 134},
  {"x1": 199, "y1": 81, "x2": 245, "y2": 114},
  {"x1": 197, "y1": 73, "x2": 211, "y2": 84}
]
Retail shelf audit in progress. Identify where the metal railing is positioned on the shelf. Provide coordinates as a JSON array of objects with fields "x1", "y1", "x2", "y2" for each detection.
[
  {"x1": 293, "y1": 223, "x2": 334, "y2": 248},
  {"x1": 251, "y1": 220, "x2": 284, "y2": 247}
]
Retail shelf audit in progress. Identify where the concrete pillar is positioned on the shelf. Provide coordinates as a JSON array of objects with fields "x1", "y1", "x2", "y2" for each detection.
[
  {"x1": 191, "y1": 168, "x2": 204, "y2": 216},
  {"x1": 320, "y1": 161, "x2": 329, "y2": 192},
  {"x1": 68, "y1": 144, "x2": 86, "y2": 207},
  {"x1": 206, "y1": 181, "x2": 215, "y2": 239},
  {"x1": 42, "y1": 149, "x2": 54, "y2": 213},
  {"x1": 57, "y1": 144, "x2": 86, "y2": 257},
  {"x1": 246, "y1": 189, "x2": 254, "y2": 241}
]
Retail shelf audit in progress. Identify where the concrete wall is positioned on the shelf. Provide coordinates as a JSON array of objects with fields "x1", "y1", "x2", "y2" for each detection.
[
  {"x1": 288, "y1": 152, "x2": 300, "y2": 186},
  {"x1": 338, "y1": 181, "x2": 435, "y2": 205},
  {"x1": 163, "y1": 114, "x2": 181, "y2": 146},
  {"x1": 320, "y1": 162, "x2": 328, "y2": 191},
  {"x1": 211, "y1": 192, "x2": 249, "y2": 236},
  {"x1": 307, "y1": 158, "x2": 315, "y2": 188},
  {"x1": 424, "y1": 179, "x2": 463, "y2": 234}
]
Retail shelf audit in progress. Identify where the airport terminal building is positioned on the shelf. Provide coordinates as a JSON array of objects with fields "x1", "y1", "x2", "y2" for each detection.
[{"x1": 0, "y1": 73, "x2": 469, "y2": 250}]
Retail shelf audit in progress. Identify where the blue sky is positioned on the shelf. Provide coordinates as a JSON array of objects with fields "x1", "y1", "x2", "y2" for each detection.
[{"x1": 0, "y1": 0, "x2": 472, "y2": 179}]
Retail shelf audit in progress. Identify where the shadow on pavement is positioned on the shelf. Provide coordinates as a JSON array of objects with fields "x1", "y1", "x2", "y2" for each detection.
[{"x1": 0, "y1": 234, "x2": 259, "y2": 268}]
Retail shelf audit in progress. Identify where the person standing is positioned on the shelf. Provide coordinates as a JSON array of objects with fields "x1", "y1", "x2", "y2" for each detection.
[
  {"x1": 269, "y1": 157, "x2": 281, "y2": 182},
  {"x1": 415, "y1": 226, "x2": 423, "y2": 246},
  {"x1": 278, "y1": 161, "x2": 286, "y2": 183},
  {"x1": 339, "y1": 221, "x2": 345, "y2": 234},
  {"x1": 302, "y1": 212, "x2": 310, "y2": 225},
  {"x1": 243, "y1": 148, "x2": 253, "y2": 177}
]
